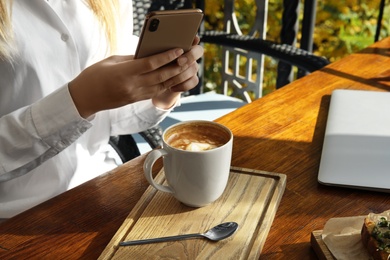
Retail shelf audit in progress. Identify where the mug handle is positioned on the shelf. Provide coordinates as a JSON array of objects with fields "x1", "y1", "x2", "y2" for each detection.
[{"x1": 143, "y1": 149, "x2": 173, "y2": 193}]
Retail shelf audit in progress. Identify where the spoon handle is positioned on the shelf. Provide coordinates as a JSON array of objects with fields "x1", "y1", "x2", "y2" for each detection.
[{"x1": 119, "y1": 233, "x2": 203, "y2": 246}]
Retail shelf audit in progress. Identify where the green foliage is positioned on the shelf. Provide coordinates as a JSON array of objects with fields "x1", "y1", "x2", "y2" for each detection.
[
  {"x1": 315, "y1": 0, "x2": 388, "y2": 61},
  {"x1": 202, "y1": 0, "x2": 390, "y2": 98}
]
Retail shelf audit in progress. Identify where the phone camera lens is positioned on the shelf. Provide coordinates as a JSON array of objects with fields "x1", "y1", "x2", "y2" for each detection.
[{"x1": 149, "y1": 19, "x2": 159, "y2": 32}]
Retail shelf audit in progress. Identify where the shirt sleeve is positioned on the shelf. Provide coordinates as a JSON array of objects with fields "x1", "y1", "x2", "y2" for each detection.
[
  {"x1": 109, "y1": 97, "x2": 181, "y2": 136},
  {"x1": 0, "y1": 85, "x2": 92, "y2": 182}
]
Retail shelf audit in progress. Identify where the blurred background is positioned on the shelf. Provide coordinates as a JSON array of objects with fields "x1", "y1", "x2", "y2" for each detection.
[{"x1": 202, "y1": 0, "x2": 390, "y2": 97}]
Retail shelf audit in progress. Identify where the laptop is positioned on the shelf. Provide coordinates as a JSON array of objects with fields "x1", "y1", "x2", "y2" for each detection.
[{"x1": 318, "y1": 89, "x2": 390, "y2": 192}]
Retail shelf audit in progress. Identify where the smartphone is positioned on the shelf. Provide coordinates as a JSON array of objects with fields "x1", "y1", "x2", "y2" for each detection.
[{"x1": 134, "y1": 9, "x2": 204, "y2": 59}]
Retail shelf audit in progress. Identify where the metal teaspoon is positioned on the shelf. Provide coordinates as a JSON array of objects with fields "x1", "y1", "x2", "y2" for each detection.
[{"x1": 119, "y1": 222, "x2": 239, "y2": 246}]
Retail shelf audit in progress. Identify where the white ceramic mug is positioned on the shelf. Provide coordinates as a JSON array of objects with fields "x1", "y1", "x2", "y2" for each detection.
[{"x1": 143, "y1": 120, "x2": 233, "y2": 207}]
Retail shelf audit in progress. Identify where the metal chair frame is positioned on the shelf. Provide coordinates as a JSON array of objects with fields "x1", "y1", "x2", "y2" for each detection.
[{"x1": 375, "y1": 0, "x2": 387, "y2": 42}]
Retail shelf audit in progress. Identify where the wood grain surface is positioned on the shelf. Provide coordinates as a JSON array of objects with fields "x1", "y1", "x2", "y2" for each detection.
[
  {"x1": 1, "y1": 37, "x2": 390, "y2": 260},
  {"x1": 99, "y1": 167, "x2": 286, "y2": 259}
]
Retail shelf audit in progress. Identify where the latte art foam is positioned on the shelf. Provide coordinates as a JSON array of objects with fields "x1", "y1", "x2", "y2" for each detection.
[
  {"x1": 170, "y1": 139, "x2": 220, "y2": 151},
  {"x1": 167, "y1": 133, "x2": 224, "y2": 151},
  {"x1": 185, "y1": 142, "x2": 218, "y2": 151},
  {"x1": 165, "y1": 122, "x2": 230, "y2": 152}
]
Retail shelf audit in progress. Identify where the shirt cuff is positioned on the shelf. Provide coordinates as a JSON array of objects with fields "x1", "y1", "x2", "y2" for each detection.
[
  {"x1": 155, "y1": 95, "x2": 181, "y2": 112},
  {"x1": 30, "y1": 85, "x2": 92, "y2": 150}
]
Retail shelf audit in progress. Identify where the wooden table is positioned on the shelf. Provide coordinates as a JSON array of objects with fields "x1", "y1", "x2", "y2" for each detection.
[{"x1": 1, "y1": 38, "x2": 390, "y2": 260}]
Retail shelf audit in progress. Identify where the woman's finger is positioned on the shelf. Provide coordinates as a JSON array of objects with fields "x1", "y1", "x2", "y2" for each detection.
[
  {"x1": 145, "y1": 62, "x2": 198, "y2": 96},
  {"x1": 170, "y1": 74, "x2": 200, "y2": 93},
  {"x1": 177, "y1": 44, "x2": 203, "y2": 67},
  {"x1": 192, "y1": 35, "x2": 201, "y2": 45},
  {"x1": 169, "y1": 62, "x2": 199, "y2": 87},
  {"x1": 131, "y1": 48, "x2": 184, "y2": 73}
]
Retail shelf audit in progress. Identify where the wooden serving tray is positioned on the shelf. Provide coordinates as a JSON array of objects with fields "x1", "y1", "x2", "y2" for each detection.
[
  {"x1": 311, "y1": 230, "x2": 336, "y2": 260},
  {"x1": 99, "y1": 166, "x2": 286, "y2": 260}
]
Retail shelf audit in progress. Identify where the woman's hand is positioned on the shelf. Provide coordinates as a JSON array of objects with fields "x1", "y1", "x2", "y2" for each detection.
[
  {"x1": 69, "y1": 36, "x2": 203, "y2": 118},
  {"x1": 152, "y1": 36, "x2": 203, "y2": 109}
]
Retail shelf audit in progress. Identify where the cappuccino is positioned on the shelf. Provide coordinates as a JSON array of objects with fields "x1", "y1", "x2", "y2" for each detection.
[
  {"x1": 144, "y1": 120, "x2": 233, "y2": 207},
  {"x1": 165, "y1": 122, "x2": 230, "y2": 151}
]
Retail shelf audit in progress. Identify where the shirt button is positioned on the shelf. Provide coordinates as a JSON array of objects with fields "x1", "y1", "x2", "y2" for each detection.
[{"x1": 61, "y1": 33, "x2": 69, "y2": 42}]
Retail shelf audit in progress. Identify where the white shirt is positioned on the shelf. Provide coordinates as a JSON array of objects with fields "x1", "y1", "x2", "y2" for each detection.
[{"x1": 0, "y1": 0, "x2": 174, "y2": 218}]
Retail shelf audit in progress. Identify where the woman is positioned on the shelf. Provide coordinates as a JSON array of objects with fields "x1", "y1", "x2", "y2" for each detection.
[{"x1": 0, "y1": 0, "x2": 203, "y2": 218}]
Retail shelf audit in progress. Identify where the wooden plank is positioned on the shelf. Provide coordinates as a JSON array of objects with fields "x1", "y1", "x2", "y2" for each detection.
[
  {"x1": 99, "y1": 166, "x2": 286, "y2": 259},
  {"x1": 311, "y1": 230, "x2": 336, "y2": 260}
]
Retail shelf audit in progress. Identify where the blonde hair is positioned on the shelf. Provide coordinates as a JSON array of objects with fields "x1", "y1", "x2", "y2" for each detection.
[
  {"x1": 0, "y1": 0, "x2": 119, "y2": 60},
  {"x1": 0, "y1": 0, "x2": 14, "y2": 60}
]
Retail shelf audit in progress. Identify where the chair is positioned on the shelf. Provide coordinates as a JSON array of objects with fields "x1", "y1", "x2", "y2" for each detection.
[{"x1": 111, "y1": 0, "x2": 330, "y2": 162}]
